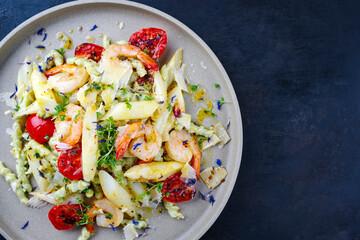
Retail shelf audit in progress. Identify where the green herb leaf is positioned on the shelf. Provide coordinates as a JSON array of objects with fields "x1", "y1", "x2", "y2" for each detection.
[
  {"x1": 14, "y1": 105, "x2": 20, "y2": 112},
  {"x1": 198, "y1": 136, "x2": 207, "y2": 146},
  {"x1": 125, "y1": 98, "x2": 132, "y2": 110},
  {"x1": 188, "y1": 83, "x2": 199, "y2": 91},
  {"x1": 55, "y1": 48, "x2": 65, "y2": 55},
  {"x1": 74, "y1": 111, "x2": 82, "y2": 123},
  {"x1": 54, "y1": 94, "x2": 69, "y2": 118},
  {"x1": 167, "y1": 104, "x2": 173, "y2": 112},
  {"x1": 144, "y1": 95, "x2": 153, "y2": 101},
  {"x1": 97, "y1": 117, "x2": 118, "y2": 168},
  {"x1": 44, "y1": 135, "x2": 50, "y2": 140},
  {"x1": 214, "y1": 83, "x2": 220, "y2": 89},
  {"x1": 144, "y1": 49, "x2": 150, "y2": 54}
]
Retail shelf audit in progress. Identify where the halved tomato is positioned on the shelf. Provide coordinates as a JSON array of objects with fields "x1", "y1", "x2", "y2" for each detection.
[
  {"x1": 58, "y1": 143, "x2": 83, "y2": 180},
  {"x1": 48, "y1": 204, "x2": 82, "y2": 230},
  {"x1": 161, "y1": 173, "x2": 196, "y2": 203},
  {"x1": 25, "y1": 114, "x2": 55, "y2": 144},
  {"x1": 129, "y1": 28, "x2": 167, "y2": 59},
  {"x1": 75, "y1": 43, "x2": 104, "y2": 62}
]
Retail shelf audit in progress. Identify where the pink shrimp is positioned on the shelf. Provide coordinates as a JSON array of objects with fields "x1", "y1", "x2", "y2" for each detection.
[
  {"x1": 55, "y1": 103, "x2": 85, "y2": 146},
  {"x1": 101, "y1": 43, "x2": 159, "y2": 72}
]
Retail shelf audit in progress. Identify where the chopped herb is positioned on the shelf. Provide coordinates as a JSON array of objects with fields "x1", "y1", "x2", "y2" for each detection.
[
  {"x1": 217, "y1": 97, "x2": 231, "y2": 110},
  {"x1": 33, "y1": 153, "x2": 41, "y2": 158},
  {"x1": 166, "y1": 192, "x2": 170, "y2": 197},
  {"x1": 63, "y1": 177, "x2": 69, "y2": 183},
  {"x1": 156, "y1": 182, "x2": 164, "y2": 193},
  {"x1": 73, "y1": 111, "x2": 82, "y2": 123},
  {"x1": 144, "y1": 49, "x2": 150, "y2": 54},
  {"x1": 55, "y1": 48, "x2": 65, "y2": 55},
  {"x1": 188, "y1": 83, "x2": 199, "y2": 91},
  {"x1": 70, "y1": 149, "x2": 78, "y2": 155},
  {"x1": 197, "y1": 136, "x2": 207, "y2": 146},
  {"x1": 144, "y1": 95, "x2": 153, "y2": 101},
  {"x1": 21, "y1": 221, "x2": 29, "y2": 229},
  {"x1": 125, "y1": 98, "x2": 132, "y2": 110},
  {"x1": 44, "y1": 135, "x2": 50, "y2": 140},
  {"x1": 214, "y1": 83, "x2": 220, "y2": 88},
  {"x1": 82, "y1": 188, "x2": 89, "y2": 194},
  {"x1": 97, "y1": 117, "x2": 118, "y2": 168},
  {"x1": 121, "y1": 89, "x2": 127, "y2": 96},
  {"x1": 90, "y1": 24, "x2": 98, "y2": 31},
  {"x1": 75, "y1": 197, "x2": 83, "y2": 203},
  {"x1": 14, "y1": 105, "x2": 20, "y2": 112},
  {"x1": 59, "y1": 114, "x2": 66, "y2": 121},
  {"x1": 53, "y1": 94, "x2": 69, "y2": 117},
  {"x1": 167, "y1": 104, "x2": 173, "y2": 112},
  {"x1": 106, "y1": 213, "x2": 113, "y2": 219},
  {"x1": 96, "y1": 112, "x2": 101, "y2": 119}
]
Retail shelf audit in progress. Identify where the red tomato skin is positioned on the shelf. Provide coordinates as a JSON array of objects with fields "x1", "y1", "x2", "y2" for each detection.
[
  {"x1": 161, "y1": 173, "x2": 196, "y2": 203},
  {"x1": 129, "y1": 28, "x2": 167, "y2": 59},
  {"x1": 58, "y1": 144, "x2": 83, "y2": 180},
  {"x1": 48, "y1": 204, "x2": 82, "y2": 231},
  {"x1": 25, "y1": 114, "x2": 55, "y2": 144},
  {"x1": 75, "y1": 43, "x2": 104, "y2": 62}
]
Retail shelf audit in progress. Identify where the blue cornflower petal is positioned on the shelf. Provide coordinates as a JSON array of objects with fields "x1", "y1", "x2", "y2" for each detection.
[
  {"x1": 10, "y1": 85, "x2": 18, "y2": 98},
  {"x1": 132, "y1": 143, "x2": 142, "y2": 150},
  {"x1": 90, "y1": 25, "x2": 98, "y2": 31},
  {"x1": 42, "y1": 33, "x2": 47, "y2": 42},
  {"x1": 209, "y1": 195, "x2": 215, "y2": 206},
  {"x1": 109, "y1": 224, "x2": 115, "y2": 231},
  {"x1": 216, "y1": 159, "x2": 221, "y2": 167},
  {"x1": 132, "y1": 220, "x2": 139, "y2": 225},
  {"x1": 21, "y1": 221, "x2": 29, "y2": 229},
  {"x1": 37, "y1": 28, "x2": 46, "y2": 35}
]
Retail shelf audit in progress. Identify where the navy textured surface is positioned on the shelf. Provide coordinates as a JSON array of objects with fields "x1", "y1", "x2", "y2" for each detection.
[{"x1": 1, "y1": 0, "x2": 360, "y2": 239}]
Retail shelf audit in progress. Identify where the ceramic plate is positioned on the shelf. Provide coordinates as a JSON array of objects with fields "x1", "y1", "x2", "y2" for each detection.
[{"x1": 0, "y1": 1, "x2": 243, "y2": 239}]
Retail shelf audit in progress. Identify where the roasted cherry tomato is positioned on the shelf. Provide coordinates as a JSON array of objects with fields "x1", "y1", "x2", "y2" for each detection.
[
  {"x1": 58, "y1": 143, "x2": 83, "y2": 180},
  {"x1": 136, "y1": 75, "x2": 154, "y2": 86},
  {"x1": 129, "y1": 28, "x2": 167, "y2": 59},
  {"x1": 161, "y1": 173, "x2": 196, "y2": 203},
  {"x1": 25, "y1": 114, "x2": 55, "y2": 144},
  {"x1": 173, "y1": 104, "x2": 182, "y2": 118},
  {"x1": 75, "y1": 43, "x2": 104, "y2": 62},
  {"x1": 48, "y1": 204, "x2": 82, "y2": 230}
]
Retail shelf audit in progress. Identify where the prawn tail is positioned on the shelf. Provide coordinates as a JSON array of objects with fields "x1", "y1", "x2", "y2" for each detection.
[
  {"x1": 137, "y1": 52, "x2": 159, "y2": 72},
  {"x1": 85, "y1": 217, "x2": 95, "y2": 235},
  {"x1": 191, "y1": 155, "x2": 201, "y2": 179},
  {"x1": 116, "y1": 139, "x2": 130, "y2": 160}
]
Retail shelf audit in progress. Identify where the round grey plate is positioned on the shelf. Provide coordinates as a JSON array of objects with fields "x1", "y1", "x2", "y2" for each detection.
[{"x1": 0, "y1": 1, "x2": 243, "y2": 240}]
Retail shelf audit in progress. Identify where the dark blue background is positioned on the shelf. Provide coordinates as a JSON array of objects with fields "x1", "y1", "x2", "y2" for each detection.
[{"x1": 1, "y1": 0, "x2": 360, "y2": 239}]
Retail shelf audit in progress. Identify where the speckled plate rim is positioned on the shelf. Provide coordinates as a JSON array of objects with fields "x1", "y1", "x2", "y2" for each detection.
[{"x1": 0, "y1": 1, "x2": 243, "y2": 239}]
